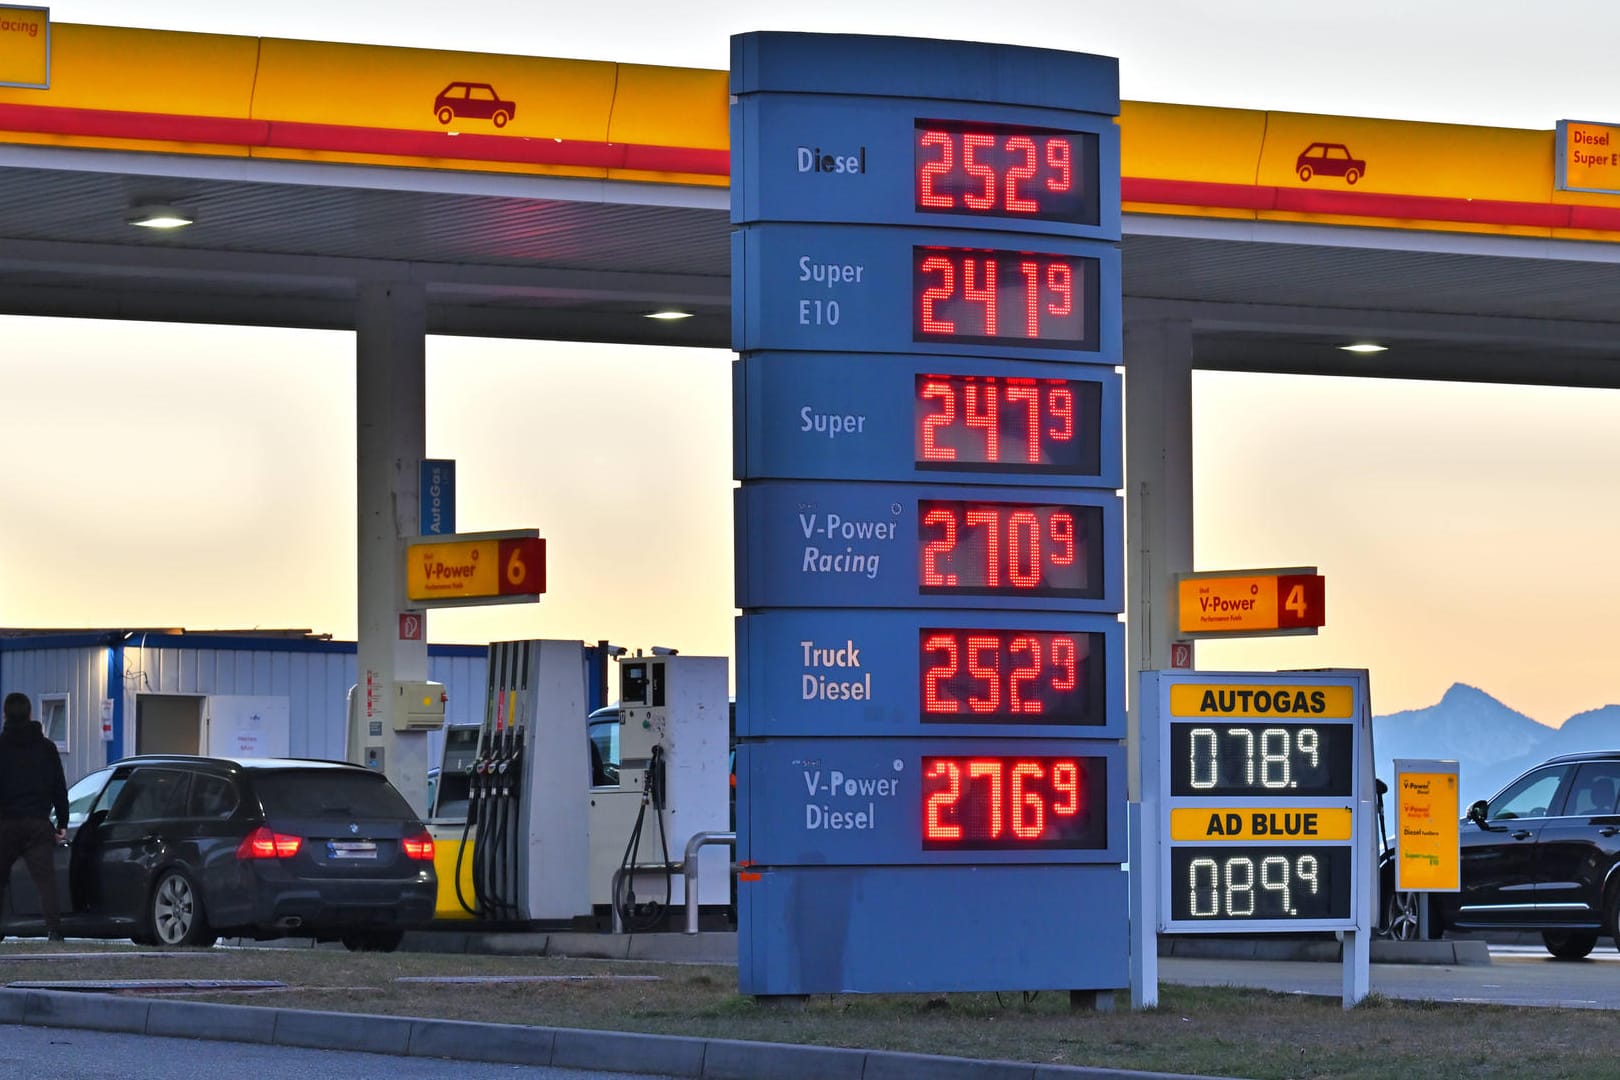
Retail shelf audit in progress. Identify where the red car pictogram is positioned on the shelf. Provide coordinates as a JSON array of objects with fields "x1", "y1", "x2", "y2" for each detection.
[
  {"x1": 433, "y1": 82, "x2": 517, "y2": 128},
  {"x1": 1295, "y1": 142, "x2": 1366, "y2": 185}
]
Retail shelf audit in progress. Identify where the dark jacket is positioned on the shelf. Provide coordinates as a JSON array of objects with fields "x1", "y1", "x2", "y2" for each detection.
[{"x1": 0, "y1": 719, "x2": 68, "y2": 830}]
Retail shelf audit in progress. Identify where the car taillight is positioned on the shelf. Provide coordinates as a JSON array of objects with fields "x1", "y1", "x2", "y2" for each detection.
[
  {"x1": 236, "y1": 826, "x2": 302, "y2": 860},
  {"x1": 402, "y1": 831, "x2": 435, "y2": 861}
]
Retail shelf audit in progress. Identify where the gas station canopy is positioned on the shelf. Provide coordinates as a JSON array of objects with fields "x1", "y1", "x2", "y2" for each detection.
[{"x1": 2, "y1": 22, "x2": 1620, "y2": 383}]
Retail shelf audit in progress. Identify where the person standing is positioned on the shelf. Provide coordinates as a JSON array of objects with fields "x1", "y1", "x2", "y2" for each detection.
[{"x1": 0, "y1": 693, "x2": 69, "y2": 941}]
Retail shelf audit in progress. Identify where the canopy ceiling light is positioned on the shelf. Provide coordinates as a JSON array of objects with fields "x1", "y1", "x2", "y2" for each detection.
[
  {"x1": 1338, "y1": 343, "x2": 1389, "y2": 354},
  {"x1": 128, "y1": 205, "x2": 194, "y2": 230},
  {"x1": 644, "y1": 310, "x2": 694, "y2": 321}
]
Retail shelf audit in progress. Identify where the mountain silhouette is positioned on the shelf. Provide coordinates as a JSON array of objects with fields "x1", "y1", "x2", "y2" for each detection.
[{"x1": 1373, "y1": 683, "x2": 1620, "y2": 803}]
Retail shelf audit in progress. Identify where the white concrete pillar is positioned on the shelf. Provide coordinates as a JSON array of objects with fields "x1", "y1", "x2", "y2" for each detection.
[
  {"x1": 1124, "y1": 318, "x2": 1194, "y2": 799},
  {"x1": 350, "y1": 281, "x2": 433, "y2": 816}
]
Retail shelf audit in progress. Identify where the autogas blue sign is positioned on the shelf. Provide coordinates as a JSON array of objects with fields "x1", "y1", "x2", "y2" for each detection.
[
  {"x1": 735, "y1": 353, "x2": 1121, "y2": 487},
  {"x1": 419, "y1": 459, "x2": 455, "y2": 535},
  {"x1": 731, "y1": 30, "x2": 1124, "y2": 998},
  {"x1": 739, "y1": 609, "x2": 1124, "y2": 739},
  {"x1": 735, "y1": 480, "x2": 1123, "y2": 611}
]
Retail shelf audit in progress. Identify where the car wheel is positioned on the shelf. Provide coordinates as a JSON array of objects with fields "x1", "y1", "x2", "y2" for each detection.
[
  {"x1": 1542, "y1": 929, "x2": 1598, "y2": 959},
  {"x1": 1607, "y1": 886, "x2": 1620, "y2": 953},
  {"x1": 492, "y1": 110, "x2": 510, "y2": 129},
  {"x1": 1345, "y1": 168, "x2": 1361, "y2": 185},
  {"x1": 342, "y1": 929, "x2": 404, "y2": 953},
  {"x1": 436, "y1": 106, "x2": 454, "y2": 125},
  {"x1": 1381, "y1": 889, "x2": 1422, "y2": 941},
  {"x1": 147, "y1": 869, "x2": 215, "y2": 948},
  {"x1": 1297, "y1": 165, "x2": 1313, "y2": 182}
]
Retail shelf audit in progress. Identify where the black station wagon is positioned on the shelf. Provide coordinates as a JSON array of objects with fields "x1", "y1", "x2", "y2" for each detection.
[
  {"x1": 4, "y1": 756, "x2": 436, "y2": 950},
  {"x1": 1382, "y1": 750, "x2": 1620, "y2": 958}
]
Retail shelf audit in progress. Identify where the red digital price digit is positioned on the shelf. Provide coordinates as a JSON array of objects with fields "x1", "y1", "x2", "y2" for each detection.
[
  {"x1": 914, "y1": 250, "x2": 1087, "y2": 345},
  {"x1": 915, "y1": 376, "x2": 1084, "y2": 471},
  {"x1": 920, "y1": 629, "x2": 1087, "y2": 720},
  {"x1": 919, "y1": 503, "x2": 1075, "y2": 591},
  {"x1": 914, "y1": 122, "x2": 1086, "y2": 221},
  {"x1": 921, "y1": 756, "x2": 1092, "y2": 848}
]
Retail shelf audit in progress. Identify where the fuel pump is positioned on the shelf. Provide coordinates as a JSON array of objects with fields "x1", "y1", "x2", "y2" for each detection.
[
  {"x1": 588, "y1": 653, "x2": 729, "y2": 930},
  {"x1": 452, "y1": 639, "x2": 590, "y2": 924}
]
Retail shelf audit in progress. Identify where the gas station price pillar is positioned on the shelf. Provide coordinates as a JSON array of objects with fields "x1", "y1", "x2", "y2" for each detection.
[{"x1": 730, "y1": 31, "x2": 1127, "y2": 995}]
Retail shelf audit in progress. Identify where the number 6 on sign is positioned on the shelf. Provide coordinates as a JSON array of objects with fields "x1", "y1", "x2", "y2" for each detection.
[{"x1": 496, "y1": 537, "x2": 546, "y2": 596}]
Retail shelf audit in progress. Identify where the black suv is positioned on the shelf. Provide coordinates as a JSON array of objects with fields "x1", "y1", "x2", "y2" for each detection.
[
  {"x1": 1382, "y1": 750, "x2": 1620, "y2": 958},
  {"x1": 8, "y1": 756, "x2": 436, "y2": 950}
]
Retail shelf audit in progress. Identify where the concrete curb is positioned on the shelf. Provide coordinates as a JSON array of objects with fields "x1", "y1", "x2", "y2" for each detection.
[
  {"x1": 1158, "y1": 936, "x2": 1491, "y2": 966},
  {"x1": 0, "y1": 988, "x2": 1242, "y2": 1080}
]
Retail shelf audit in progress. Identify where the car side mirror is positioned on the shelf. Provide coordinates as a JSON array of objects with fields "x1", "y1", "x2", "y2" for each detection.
[{"x1": 1467, "y1": 799, "x2": 1489, "y2": 827}]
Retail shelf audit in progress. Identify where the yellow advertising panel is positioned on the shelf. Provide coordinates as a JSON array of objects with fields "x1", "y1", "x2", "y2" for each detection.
[
  {"x1": 1559, "y1": 120, "x2": 1620, "y2": 195},
  {"x1": 1180, "y1": 574, "x2": 1276, "y2": 632},
  {"x1": 1257, "y1": 111, "x2": 1551, "y2": 204},
  {"x1": 407, "y1": 538, "x2": 503, "y2": 602},
  {"x1": 0, "y1": 4, "x2": 47, "y2": 89},
  {"x1": 1394, "y1": 761, "x2": 1460, "y2": 892},
  {"x1": 1168, "y1": 682, "x2": 1355, "y2": 719},
  {"x1": 253, "y1": 38, "x2": 618, "y2": 142},
  {"x1": 1170, "y1": 806, "x2": 1352, "y2": 842},
  {"x1": 1119, "y1": 101, "x2": 1266, "y2": 184}
]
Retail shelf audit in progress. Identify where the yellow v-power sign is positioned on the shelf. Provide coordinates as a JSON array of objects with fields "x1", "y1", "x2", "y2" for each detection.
[
  {"x1": 1393, "y1": 759, "x2": 1460, "y2": 892},
  {"x1": 0, "y1": 5, "x2": 48, "y2": 89}
]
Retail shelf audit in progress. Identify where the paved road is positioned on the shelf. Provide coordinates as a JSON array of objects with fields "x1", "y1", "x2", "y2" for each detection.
[
  {"x1": 0, "y1": 1023, "x2": 679, "y2": 1080},
  {"x1": 1164, "y1": 945, "x2": 1620, "y2": 1010}
]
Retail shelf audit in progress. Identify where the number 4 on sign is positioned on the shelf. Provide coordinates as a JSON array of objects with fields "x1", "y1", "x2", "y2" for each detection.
[{"x1": 1276, "y1": 573, "x2": 1325, "y2": 629}]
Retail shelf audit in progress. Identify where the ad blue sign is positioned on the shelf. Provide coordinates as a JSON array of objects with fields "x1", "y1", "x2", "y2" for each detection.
[
  {"x1": 419, "y1": 459, "x2": 455, "y2": 536},
  {"x1": 737, "y1": 609, "x2": 1124, "y2": 739},
  {"x1": 731, "y1": 223, "x2": 1121, "y2": 360},
  {"x1": 736, "y1": 737, "x2": 1125, "y2": 866},
  {"x1": 734, "y1": 353, "x2": 1121, "y2": 488},
  {"x1": 731, "y1": 95, "x2": 1120, "y2": 238},
  {"x1": 735, "y1": 480, "x2": 1123, "y2": 612}
]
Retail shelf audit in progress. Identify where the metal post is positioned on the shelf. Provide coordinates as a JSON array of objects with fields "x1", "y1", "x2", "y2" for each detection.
[{"x1": 684, "y1": 831, "x2": 736, "y2": 934}]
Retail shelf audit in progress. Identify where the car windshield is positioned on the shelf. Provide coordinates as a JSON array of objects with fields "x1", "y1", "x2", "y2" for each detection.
[
  {"x1": 66, "y1": 768, "x2": 113, "y2": 827},
  {"x1": 252, "y1": 769, "x2": 416, "y2": 820}
]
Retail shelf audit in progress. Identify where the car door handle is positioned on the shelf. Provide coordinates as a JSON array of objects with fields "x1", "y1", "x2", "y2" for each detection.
[
  {"x1": 1512, "y1": 830, "x2": 1533, "y2": 840},
  {"x1": 1600, "y1": 827, "x2": 1618, "y2": 837}
]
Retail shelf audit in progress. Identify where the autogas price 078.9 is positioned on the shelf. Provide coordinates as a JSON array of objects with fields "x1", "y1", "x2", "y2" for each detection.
[{"x1": 1169, "y1": 722, "x2": 1353, "y2": 798}]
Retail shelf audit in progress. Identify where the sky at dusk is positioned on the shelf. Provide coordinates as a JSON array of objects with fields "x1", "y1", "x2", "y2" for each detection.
[{"x1": 4, "y1": 2, "x2": 1620, "y2": 725}]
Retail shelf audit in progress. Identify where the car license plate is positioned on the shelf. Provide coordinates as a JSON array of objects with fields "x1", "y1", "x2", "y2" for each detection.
[{"x1": 327, "y1": 840, "x2": 378, "y2": 860}]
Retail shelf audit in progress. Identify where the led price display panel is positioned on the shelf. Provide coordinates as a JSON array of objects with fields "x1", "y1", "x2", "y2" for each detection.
[
  {"x1": 921, "y1": 755, "x2": 1108, "y2": 851},
  {"x1": 914, "y1": 120, "x2": 1101, "y2": 225},
  {"x1": 920, "y1": 628, "x2": 1107, "y2": 725},
  {"x1": 916, "y1": 374, "x2": 1102, "y2": 476},
  {"x1": 913, "y1": 247, "x2": 1099, "y2": 350},
  {"x1": 918, "y1": 499, "x2": 1104, "y2": 599},
  {"x1": 1169, "y1": 845, "x2": 1353, "y2": 922},
  {"x1": 736, "y1": 610, "x2": 1125, "y2": 739},
  {"x1": 1169, "y1": 722, "x2": 1354, "y2": 798}
]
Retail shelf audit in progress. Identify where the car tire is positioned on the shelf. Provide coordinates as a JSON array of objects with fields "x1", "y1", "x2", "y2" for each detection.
[
  {"x1": 492, "y1": 110, "x2": 510, "y2": 129},
  {"x1": 1607, "y1": 886, "x2": 1620, "y2": 953},
  {"x1": 1381, "y1": 889, "x2": 1422, "y2": 941},
  {"x1": 1297, "y1": 165, "x2": 1313, "y2": 182},
  {"x1": 1542, "y1": 930, "x2": 1598, "y2": 959},
  {"x1": 147, "y1": 869, "x2": 216, "y2": 948},
  {"x1": 342, "y1": 929, "x2": 404, "y2": 953},
  {"x1": 1345, "y1": 168, "x2": 1361, "y2": 185},
  {"x1": 436, "y1": 106, "x2": 454, "y2": 125}
]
